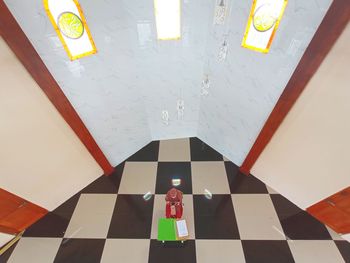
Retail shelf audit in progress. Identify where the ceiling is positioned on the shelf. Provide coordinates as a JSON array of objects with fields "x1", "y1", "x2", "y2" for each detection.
[{"x1": 4, "y1": 0, "x2": 332, "y2": 166}]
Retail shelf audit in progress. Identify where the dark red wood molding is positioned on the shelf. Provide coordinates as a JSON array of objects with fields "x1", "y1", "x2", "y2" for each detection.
[
  {"x1": 240, "y1": 0, "x2": 350, "y2": 175},
  {"x1": 0, "y1": 1, "x2": 114, "y2": 175},
  {"x1": 0, "y1": 188, "x2": 48, "y2": 234},
  {"x1": 307, "y1": 186, "x2": 350, "y2": 234}
]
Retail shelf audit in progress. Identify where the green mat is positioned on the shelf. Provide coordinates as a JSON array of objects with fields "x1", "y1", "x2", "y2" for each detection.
[{"x1": 157, "y1": 218, "x2": 177, "y2": 241}]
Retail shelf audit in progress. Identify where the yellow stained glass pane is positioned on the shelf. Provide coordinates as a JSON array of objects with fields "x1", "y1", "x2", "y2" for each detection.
[
  {"x1": 253, "y1": 4, "x2": 277, "y2": 32},
  {"x1": 57, "y1": 12, "x2": 84, "y2": 39},
  {"x1": 242, "y1": 0, "x2": 288, "y2": 53}
]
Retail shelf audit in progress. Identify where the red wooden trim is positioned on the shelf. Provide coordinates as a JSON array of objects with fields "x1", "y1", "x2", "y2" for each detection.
[
  {"x1": 0, "y1": 189, "x2": 47, "y2": 234},
  {"x1": 307, "y1": 186, "x2": 350, "y2": 234},
  {"x1": 0, "y1": 1, "x2": 114, "y2": 175},
  {"x1": 0, "y1": 225, "x2": 19, "y2": 235},
  {"x1": 240, "y1": 0, "x2": 350, "y2": 175}
]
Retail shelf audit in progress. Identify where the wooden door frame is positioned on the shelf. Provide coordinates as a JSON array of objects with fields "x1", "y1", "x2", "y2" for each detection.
[
  {"x1": 0, "y1": 1, "x2": 114, "y2": 175},
  {"x1": 240, "y1": 0, "x2": 350, "y2": 175}
]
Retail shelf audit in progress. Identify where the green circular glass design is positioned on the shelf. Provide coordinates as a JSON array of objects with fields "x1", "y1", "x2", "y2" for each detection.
[
  {"x1": 253, "y1": 4, "x2": 277, "y2": 32},
  {"x1": 57, "y1": 12, "x2": 84, "y2": 39}
]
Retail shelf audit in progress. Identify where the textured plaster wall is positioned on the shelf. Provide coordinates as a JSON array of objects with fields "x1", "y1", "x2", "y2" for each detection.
[
  {"x1": 4, "y1": 0, "x2": 332, "y2": 167},
  {"x1": 252, "y1": 24, "x2": 350, "y2": 209},
  {"x1": 0, "y1": 37, "x2": 102, "y2": 211}
]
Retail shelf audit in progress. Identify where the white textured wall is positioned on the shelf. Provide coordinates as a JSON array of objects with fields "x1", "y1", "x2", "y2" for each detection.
[
  {"x1": 0, "y1": 37, "x2": 103, "y2": 211},
  {"x1": 4, "y1": 0, "x2": 213, "y2": 165},
  {"x1": 4, "y1": 0, "x2": 332, "y2": 167},
  {"x1": 252, "y1": 24, "x2": 350, "y2": 209},
  {"x1": 197, "y1": 0, "x2": 332, "y2": 165}
]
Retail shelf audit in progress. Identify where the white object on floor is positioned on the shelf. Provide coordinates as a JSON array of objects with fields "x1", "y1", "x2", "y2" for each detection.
[
  {"x1": 342, "y1": 233, "x2": 350, "y2": 242},
  {"x1": 0, "y1": 233, "x2": 15, "y2": 248},
  {"x1": 176, "y1": 220, "x2": 189, "y2": 238}
]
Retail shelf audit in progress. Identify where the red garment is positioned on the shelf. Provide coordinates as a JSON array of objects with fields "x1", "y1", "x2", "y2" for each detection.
[
  {"x1": 165, "y1": 188, "x2": 184, "y2": 219},
  {"x1": 166, "y1": 202, "x2": 183, "y2": 219}
]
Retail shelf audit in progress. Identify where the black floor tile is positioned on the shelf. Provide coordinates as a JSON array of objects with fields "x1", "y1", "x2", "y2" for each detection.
[
  {"x1": 108, "y1": 195, "x2": 154, "y2": 238},
  {"x1": 127, "y1": 141, "x2": 160, "y2": 161},
  {"x1": 156, "y1": 162, "x2": 192, "y2": 194},
  {"x1": 53, "y1": 192, "x2": 81, "y2": 219},
  {"x1": 148, "y1": 239, "x2": 196, "y2": 263},
  {"x1": 0, "y1": 239, "x2": 18, "y2": 263},
  {"x1": 23, "y1": 213, "x2": 71, "y2": 238},
  {"x1": 335, "y1": 240, "x2": 350, "y2": 262},
  {"x1": 193, "y1": 194, "x2": 240, "y2": 239},
  {"x1": 190, "y1": 137, "x2": 223, "y2": 161},
  {"x1": 81, "y1": 162, "x2": 124, "y2": 194},
  {"x1": 23, "y1": 193, "x2": 80, "y2": 238},
  {"x1": 54, "y1": 238, "x2": 105, "y2": 263},
  {"x1": 271, "y1": 194, "x2": 331, "y2": 240},
  {"x1": 225, "y1": 162, "x2": 268, "y2": 194},
  {"x1": 241, "y1": 240, "x2": 294, "y2": 263}
]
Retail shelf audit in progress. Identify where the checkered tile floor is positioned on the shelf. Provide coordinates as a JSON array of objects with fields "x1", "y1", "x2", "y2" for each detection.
[{"x1": 2, "y1": 138, "x2": 349, "y2": 263}]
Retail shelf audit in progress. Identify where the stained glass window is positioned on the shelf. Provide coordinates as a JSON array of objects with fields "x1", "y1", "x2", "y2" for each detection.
[
  {"x1": 242, "y1": 0, "x2": 288, "y2": 53},
  {"x1": 154, "y1": 0, "x2": 181, "y2": 40},
  {"x1": 43, "y1": 0, "x2": 97, "y2": 60}
]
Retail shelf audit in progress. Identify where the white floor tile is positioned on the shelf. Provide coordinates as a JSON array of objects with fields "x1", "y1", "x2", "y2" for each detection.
[
  {"x1": 8, "y1": 238, "x2": 61, "y2": 263},
  {"x1": 326, "y1": 226, "x2": 344, "y2": 241},
  {"x1": 266, "y1": 185, "x2": 279, "y2": 194},
  {"x1": 232, "y1": 194, "x2": 286, "y2": 240},
  {"x1": 196, "y1": 240, "x2": 245, "y2": 263},
  {"x1": 191, "y1": 162, "x2": 230, "y2": 194},
  {"x1": 0, "y1": 233, "x2": 15, "y2": 247},
  {"x1": 158, "y1": 138, "x2": 191, "y2": 161},
  {"x1": 182, "y1": 195, "x2": 196, "y2": 239},
  {"x1": 64, "y1": 194, "x2": 116, "y2": 238},
  {"x1": 118, "y1": 162, "x2": 157, "y2": 194},
  {"x1": 150, "y1": 195, "x2": 166, "y2": 239},
  {"x1": 288, "y1": 240, "x2": 345, "y2": 263},
  {"x1": 101, "y1": 239, "x2": 150, "y2": 263}
]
